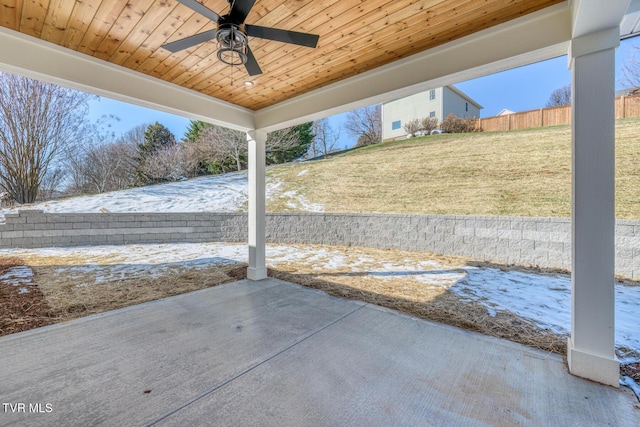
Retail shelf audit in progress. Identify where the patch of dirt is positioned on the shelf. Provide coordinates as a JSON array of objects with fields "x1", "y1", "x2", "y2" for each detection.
[
  {"x1": 621, "y1": 362, "x2": 640, "y2": 383},
  {"x1": 0, "y1": 256, "x2": 55, "y2": 336},
  {"x1": 226, "y1": 266, "x2": 248, "y2": 280},
  {"x1": 0, "y1": 255, "x2": 247, "y2": 336},
  {"x1": 32, "y1": 263, "x2": 246, "y2": 324}
]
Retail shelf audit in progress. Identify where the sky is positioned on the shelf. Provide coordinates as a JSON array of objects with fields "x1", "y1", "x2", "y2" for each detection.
[{"x1": 87, "y1": 37, "x2": 640, "y2": 149}]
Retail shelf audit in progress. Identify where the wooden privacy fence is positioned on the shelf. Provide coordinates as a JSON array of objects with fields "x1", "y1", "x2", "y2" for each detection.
[{"x1": 478, "y1": 94, "x2": 640, "y2": 132}]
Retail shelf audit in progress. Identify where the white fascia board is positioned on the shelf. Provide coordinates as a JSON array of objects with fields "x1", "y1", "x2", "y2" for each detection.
[
  {"x1": 446, "y1": 85, "x2": 484, "y2": 110},
  {"x1": 254, "y1": 3, "x2": 571, "y2": 132},
  {"x1": 571, "y1": 0, "x2": 632, "y2": 38},
  {"x1": 620, "y1": 0, "x2": 640, "y2": 39},
  {"x1": 0, "y1": 27, "x2": 255, "y2": 132}
]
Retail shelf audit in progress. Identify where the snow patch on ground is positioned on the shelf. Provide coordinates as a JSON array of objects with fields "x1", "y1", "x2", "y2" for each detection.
[
  {"x1": 449, "y1": 268, "x2": 640, "y2": 360},
  {"x1": 621, "y1": 375, "x2": 640, "y2": 398},
  {"x1": 0, "y1": 266, "x2": 34, "y2": 294},
  {"x1": 282, "y1": 191, "x2": 325, "y2": 212},
  {"x1": 367, "y1": 260, "x2": 467, "y2": 287},
  {"x1": 7, "y1": 242, "x2": 637, "y2": 361},
  {"x1": 2, "y1": 243, "x2": 247, "y2": 285},
  {"x1": 0, "y1": 171, "x2": 325, "y2": 221},
  {"x1": 452, "y1": 268, "x2": 571, "y2": 331},
  {"x1": 5, "y1": 243, "x2": 638, "y2": 361}
]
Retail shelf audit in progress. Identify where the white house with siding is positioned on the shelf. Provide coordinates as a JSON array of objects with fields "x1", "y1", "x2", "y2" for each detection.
[{"x1": 382, "y1": 85, "x2": 482, "y2": 141}]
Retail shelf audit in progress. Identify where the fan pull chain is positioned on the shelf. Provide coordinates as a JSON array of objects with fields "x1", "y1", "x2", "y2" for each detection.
[{"x1": 230, "y1": 48, "x2": 238, "y2": 87}]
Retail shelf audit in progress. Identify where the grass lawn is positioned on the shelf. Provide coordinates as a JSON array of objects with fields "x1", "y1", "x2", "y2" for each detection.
[{"x1": 268, "y1": 117, "x2": 640, "y2": 219}]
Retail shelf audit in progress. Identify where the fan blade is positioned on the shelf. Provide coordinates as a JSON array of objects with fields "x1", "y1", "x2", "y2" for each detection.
[
  {"x1": 245, "y1": 25, "x2": 319, "y2": 48},
  {"x1": 161, "y1": 29, "x2": 217, "y2": 52},
  {"x1": 176, "y1": 0, "x2": 220, "y2": 22},
  {"x1": 244, "y1": 44, "x2": 262, "y2": 76},
  {"x1": 229, "y1": 0, "x2": 256, "y2": 23}
]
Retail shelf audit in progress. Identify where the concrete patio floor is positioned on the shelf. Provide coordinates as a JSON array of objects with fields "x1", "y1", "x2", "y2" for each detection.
[{"x1": 1, "y1": 278, "x2": 638, "y2": 426}]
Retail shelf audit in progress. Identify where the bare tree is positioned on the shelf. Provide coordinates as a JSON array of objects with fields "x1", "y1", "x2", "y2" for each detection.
[
  {"x1": 64, "y1": 121, "x2": 140, "y2": 195},
  {"x1": 311, "y1": 118, "x2": 340, "y2": 159},
  {"x1": 38, "y1": 167, "x2": 66, "y2": 201},
  {"x1": 345, "y1": 105, "x2": 382, "y2": 147},
  {"x1": 80, "y1": 141, "x2": 137, "y2": 193},
  {"x1": 622, "y1": 43, "x2": 640, "y2": 93},
  {"x1": 0, "y1": 72, "x2": 93, "y2": 203},
  {"x1": 267, "y1": 123, "x2": 314, "y2": 164},
  {"x1": 198, "y1": 125, "x2": 247, "y2": 172},
  {"x1": 180, "y1": 141, "x2": 208, "y2": 178},
  {"x1": 139, "y1": 143, "x2": 188, "y2": 182},
  {"x1": 546, "y1": 84, "x2": 572, "y2": 107},
  {"x1": 120, "y1": 124, "x2": 147, "y2": 147}
]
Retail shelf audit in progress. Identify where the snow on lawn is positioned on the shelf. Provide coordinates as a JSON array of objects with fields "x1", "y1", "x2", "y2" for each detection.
[
  {"x1": 0, "y1": 266, "x2": 34, "y2": 294},
  {"x1": 3, "y1": 242, "x2": 639, "y2": 362},
  {"x1": 450, "y1": 268, "x2": 640, "y2": 361},
  {"x1": 3, "y1": 243, "x2": 248, "y2": 284},
  {"x1": 1, "y1": 173, "x2": 246, "y2": 219},
  {"x1": 0, "y1": 171, "x2": 324, "y2": 221}
]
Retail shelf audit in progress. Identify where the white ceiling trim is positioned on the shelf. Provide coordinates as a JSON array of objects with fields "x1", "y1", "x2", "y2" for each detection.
[
  {"x1": 254, "y1": 2, "x2": 572, "y2": 132},
  {"x1": 0, "y1": 26, "x2": 255, "y2": 132},
  {"x1": 4, "y1": 1, "x2": 634, "y2": 134},
  {"x1": 571, "y1": 0, "x2": 632, "y2": 38}
]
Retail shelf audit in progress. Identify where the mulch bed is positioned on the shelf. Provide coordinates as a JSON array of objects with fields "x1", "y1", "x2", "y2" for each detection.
[
  {"x1": 621, "y1": 362, "x2": 640, "y2": 383},
  {"x1": 0, "y1": 257, "x2": 55, "y2": 336}
]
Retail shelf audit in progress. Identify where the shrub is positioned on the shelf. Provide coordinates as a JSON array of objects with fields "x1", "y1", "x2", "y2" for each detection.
[
  {"x1": 440, "y1": 113, "x2": 481, "y2": 133},
  {"x1": 403, "y1": 119, "x2": 422, "y2": 137},
  {"x1": 421, "y1": 117, "x2": 439, "y2": 134}
]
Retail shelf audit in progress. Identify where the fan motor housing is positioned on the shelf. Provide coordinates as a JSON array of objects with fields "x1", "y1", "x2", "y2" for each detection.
[{"x1": 216, "y1": 22, "x2": 249, "y2": 65}]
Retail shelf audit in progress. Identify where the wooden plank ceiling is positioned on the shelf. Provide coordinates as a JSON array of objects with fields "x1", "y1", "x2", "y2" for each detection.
[{"x1": 0, "y1": 0, "x2": 562, "y2": 111}]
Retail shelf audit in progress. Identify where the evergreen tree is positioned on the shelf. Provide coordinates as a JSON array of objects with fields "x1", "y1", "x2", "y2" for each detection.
[
  {"x1": 183, "y1": 120, "x2": 212, "y2": 143},
  {"x1": 136, "y1": 122, "x2": 176, "y2": 185}
]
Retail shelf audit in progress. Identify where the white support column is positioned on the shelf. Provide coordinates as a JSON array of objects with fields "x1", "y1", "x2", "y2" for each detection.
[
  {"x1": 246, "y1": 130, "x2": 268, "y2": 281},
  {"x1": 567, "y1": 27, "x2": 619, "y2": 387}
]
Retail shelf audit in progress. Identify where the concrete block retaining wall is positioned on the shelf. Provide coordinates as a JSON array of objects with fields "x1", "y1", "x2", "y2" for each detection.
[
  {"x1": 1, "y1": 210, "x2": 638, "y2": 279},
  {"x1": 0, "y1": 210, "x2": 247, "y2": 247}
]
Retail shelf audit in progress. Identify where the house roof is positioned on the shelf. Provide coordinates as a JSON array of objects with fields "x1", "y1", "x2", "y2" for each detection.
[
  {"x1": 446, "y1": 85, "x2": 483, "y2": 110},
  {"x1": 381, "y1": 85, "x2": 483, "y2": 110},
  {"x1": 0, "y1": 1, "x2": 637, "y2": 132}
]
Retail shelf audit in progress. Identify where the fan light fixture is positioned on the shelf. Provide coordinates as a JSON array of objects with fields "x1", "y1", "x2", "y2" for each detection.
[
  {"x1": 216, "y1": 24, "x2": 248, "y2": 66},
  {"x1": 161, "y1": 0, "x2": 320, "y2": 77}
]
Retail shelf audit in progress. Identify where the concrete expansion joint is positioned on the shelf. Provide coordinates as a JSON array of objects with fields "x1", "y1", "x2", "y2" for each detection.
[{"x1": 144, "y1": 301, "x2": 366, "y2": 426}]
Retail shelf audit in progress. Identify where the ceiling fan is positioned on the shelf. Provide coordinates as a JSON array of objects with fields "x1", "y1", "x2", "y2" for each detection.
[{"x1": 162, "y1": 0, "x2": 320, "y2": 76}]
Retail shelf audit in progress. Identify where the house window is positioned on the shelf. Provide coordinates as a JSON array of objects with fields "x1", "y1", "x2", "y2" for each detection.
[
  {"x1": 429, "y1": 89, "x2": 436, "y2": 100},
  {"x1": 429, "y1": 111, "x2": 436, "y2": 118},
  {"x1": 391, "y1": 120, "x2": 401, "y2": 130},
  {"x1": 465, "y1": 102, "x2": 469, "y2": 112}
]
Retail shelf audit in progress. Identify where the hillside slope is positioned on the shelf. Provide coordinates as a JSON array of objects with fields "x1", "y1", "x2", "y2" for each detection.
[
  {"x1": 5, "y1": 118, "x2": 639, "y2": 220},
  {"x1": 268, "y1": 118, "x2": 640, "y2": 219}
]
